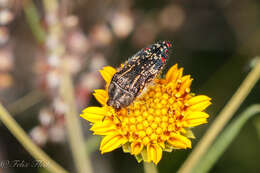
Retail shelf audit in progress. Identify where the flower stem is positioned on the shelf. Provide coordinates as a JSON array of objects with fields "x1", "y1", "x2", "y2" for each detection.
[
  {"x1": 143, "y1": 162, "x2": 158, "y2": 173},
  {"x1": 178, "y1": 57, "x2": 260, "y2": 173},
  {"x1": 0, "y1": 103, "x2": 68, "y2": 173}
]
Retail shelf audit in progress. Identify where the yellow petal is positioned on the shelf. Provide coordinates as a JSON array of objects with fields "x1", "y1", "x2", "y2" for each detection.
[
  {"x1": 131, "y1": 142, "x2": 144, "y2": 155},
  {"x1": 184, "y1": 111, "x2": 209, "y2": 120},
  {"x1": 165, "y1": 64, "x2": 178, "y2": 82},
  {"x1": 183, "y1": 129, "x2": 196, "y2": 139},
  {"x1": 100, "y1": 134, "x2": 127, "y2": 153},
  {"x1": 147, "y1": 144, "x2": 163, "y2": 164},
  {"x1": 177, "y1": 68, "x2": 184, "y2": 79},
  {"x1": 158, "y1": 141, "x2": 165, "y2": 149},
  {"x1": 99, "y1": 66, "x2": 117, "y2": 85},
  {"x1": 183, "y1": 111, "x2": 209, "y2": 127},
  {"x1": 185, "y1": 119, "x2": 208, "y2": 127},
  {"x1": 188, "y1": 100, "x2": 212, "y2": 112},
  {"x1": 180, "y1": 75, "x2": 191, "y2": 85},
  {"x1": 178, "y1": 75, "x2": 193, "y2": 95},
  {"x1": 166, "y1": 81, "x2": 178, "y2": 92},
  {"x1": 185, "y1": 95, "x2": 211, "y2": 106},
  {"x1": 90, "y1": 121, "x2": 117, "y2": 135},
  {"x1": 93, "y1": 89, "x2": 108, "y2": 105},
  {"x1": 81, "y1": 107, "x2": 108, "y2": 123},
  {"x1": 167, "y1": 133, "x2": 191, "y2": 149}
]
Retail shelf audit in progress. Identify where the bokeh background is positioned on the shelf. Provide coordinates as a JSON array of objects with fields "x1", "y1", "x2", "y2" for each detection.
[{"x1": 0, "y1": 0, "x2": 260, "y2": 172}]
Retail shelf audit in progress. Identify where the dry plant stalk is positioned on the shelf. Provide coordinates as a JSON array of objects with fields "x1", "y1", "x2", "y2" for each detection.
[{"x1": 178, "y1": 57, "x2": 260, "y2": 173}]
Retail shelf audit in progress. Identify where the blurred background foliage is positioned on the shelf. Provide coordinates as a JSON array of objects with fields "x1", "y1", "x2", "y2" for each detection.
[{"x1": 0, "y1": 0, "x2": 259, "y2": 172}]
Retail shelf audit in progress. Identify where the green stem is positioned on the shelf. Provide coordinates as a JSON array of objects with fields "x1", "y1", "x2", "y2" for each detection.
[
  {"x1": 143, "y1": 162, "x2": 158, "y2": 173},
  {"x1": 23, "y1": 0, "x2": 46, "y2": 44},
  {"x1": 0, "y1": 103, "x2": 68, "y2": 173},
  {"x1": 178, "y1": 57, "x2": 260, "y2": 173}
]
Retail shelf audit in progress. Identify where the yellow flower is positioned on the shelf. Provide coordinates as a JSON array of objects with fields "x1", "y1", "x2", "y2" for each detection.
[{"x1": 81, "y1": 64, "x2": 211, "y2": 164}]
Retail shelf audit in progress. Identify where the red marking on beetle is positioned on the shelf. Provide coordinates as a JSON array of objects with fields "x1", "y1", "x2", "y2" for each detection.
[{"x1": 161, "y1": 56, "x2": 166, "y2": 63}]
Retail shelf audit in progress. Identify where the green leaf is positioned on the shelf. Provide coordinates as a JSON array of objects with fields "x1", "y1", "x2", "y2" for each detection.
[{"x1": 193, "y1": 104, "x2": 260, "y2": 173}]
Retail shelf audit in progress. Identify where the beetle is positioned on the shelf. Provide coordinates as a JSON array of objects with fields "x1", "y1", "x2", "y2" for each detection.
[{"x1": 107, "y1": 40, "x2": 172, "y2": 109}]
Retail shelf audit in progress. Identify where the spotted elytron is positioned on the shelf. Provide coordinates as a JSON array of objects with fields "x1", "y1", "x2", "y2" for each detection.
[{"x1": 107, "y1": 41, "x2": 173, "y2": 109}]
